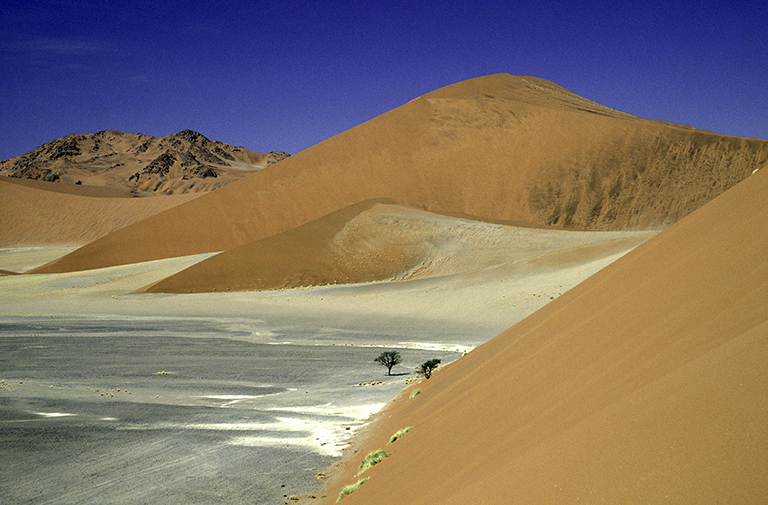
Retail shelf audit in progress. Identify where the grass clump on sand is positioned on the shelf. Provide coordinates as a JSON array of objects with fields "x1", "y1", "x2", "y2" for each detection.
[
  {"x1": 410, "y1": 388, "x2": 420, "y2": 398},
  {"x1": 337, "y1": 477, "x2": 370, "y2": 502},
  {"x1": 357, "y1": 449, "x2": 389, "y2": 475},
  {"x1": 388, "y1": 426, "x2": 413, "y2": 445}
]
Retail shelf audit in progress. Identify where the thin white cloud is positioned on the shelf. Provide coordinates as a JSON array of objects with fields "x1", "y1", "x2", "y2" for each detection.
[
  {"x1": 2, "y1": 35, "x2": 112, "y2": 57},
  {"x1": 32, "y1": 36, "x2": 105, "y2": 54}
]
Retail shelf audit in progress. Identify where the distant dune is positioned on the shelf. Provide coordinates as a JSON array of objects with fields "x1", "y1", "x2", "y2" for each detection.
[
  {"x1": 0, "y1": 129, "x2": 289, "y2": 195},
  {"x1": 29, "y1": 74, "x2": 768, "y2": 282},
  {"x1": 137, "y1": 198, "x2": 415, "y2": 293},
  {"x1": 316, "y1": 165, "x2": 768, "y2": 504},
  {"x1": 0, "y1": 176, "x2": 198, "y2": 246}
]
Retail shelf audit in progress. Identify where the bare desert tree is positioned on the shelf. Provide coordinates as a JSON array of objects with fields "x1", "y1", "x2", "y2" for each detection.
[{"x1": 374, "y1": 351, "x2": 402, "y2": 375}]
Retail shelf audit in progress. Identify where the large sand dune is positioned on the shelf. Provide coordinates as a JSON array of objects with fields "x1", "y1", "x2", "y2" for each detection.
[
  {"x1": 317, "y1": 167, "x2": 768, "y2": 504},
  {"x1": 29, "y1": 74, "x2": 768, "y2": 278}
]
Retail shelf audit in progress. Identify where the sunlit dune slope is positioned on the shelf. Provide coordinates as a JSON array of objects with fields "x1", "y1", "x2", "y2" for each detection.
[
  {"x1": 0, "y1": 176, "x2": 198, "y2": 246},
  {"x1": 319, "y1": 168, "x2": 768, "y2": 504},
  {"x1": 30, "y1": 74, "x2": 768, "y2": 274}
]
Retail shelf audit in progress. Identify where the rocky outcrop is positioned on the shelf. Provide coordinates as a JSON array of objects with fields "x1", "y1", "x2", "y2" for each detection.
[
  {"x1": 48, "y1": 138, "x2": 82, "y2": 159},
  {"x1": 0, "y1": 129, "x2": 288, "y2": 195},
  {"x1": 127, "y1": 149, "x2": 220, "y2": 185},
  {"x1": 265, "y1": 151, "x2": 291, "y2": 166}
]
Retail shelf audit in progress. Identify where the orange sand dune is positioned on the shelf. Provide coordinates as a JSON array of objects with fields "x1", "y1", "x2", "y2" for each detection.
[
  {"x1": 0, "y1": 177, "x2": 199, "y2": 246},
  {"x1": 138, "y1": 198, "x2": 416, "y2": 293},
  {"x1": 30, "y1": 74, "x2": 768, "y2": 276},
  {"x1": 0, "y1": 174, "x2": 133, "y2": 198},
  {"x1": 318, "y1": 168, "x2": 768, "y2": 504}
]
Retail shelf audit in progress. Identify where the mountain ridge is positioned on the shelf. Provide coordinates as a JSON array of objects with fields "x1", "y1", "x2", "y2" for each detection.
[{"x1": 0, "y1": 129, "x2": 289, "y2": 195}]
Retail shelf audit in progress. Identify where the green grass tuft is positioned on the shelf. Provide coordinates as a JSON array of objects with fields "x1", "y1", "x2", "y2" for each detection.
[
  {"x1": 337, "y1": 477, "x2": 370, "y2": 502},
  {"x1": 410, "y1": 389, "x2": 420, "y2": 398},
  {"x1": 357, "y1": 449, "x2": 389, "y2": 475},
  {"x1": 388, "y1": 426, "x2": 413, "y2": 445}
]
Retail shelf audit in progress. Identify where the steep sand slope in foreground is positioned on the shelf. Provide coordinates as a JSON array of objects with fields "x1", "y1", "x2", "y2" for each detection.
[
  {"x1": 31, "y1": 74, "x2": 768, "y2": 274},
  {"x1": 141, "y1": 200, "x2": 653, "y2": 293},
  {"x1": 319, "y1": 169, "x2": 768, "y2": 504},
  {"x1": 0, "y1": 177, "x2": 198, "y2": 246}
]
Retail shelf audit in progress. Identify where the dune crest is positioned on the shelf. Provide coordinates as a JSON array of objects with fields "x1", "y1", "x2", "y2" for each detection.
[
  {"x1": 316, "y1": 168, "x2": 768, "y2": 504},
  {"x1": 29, "y1": 74, "x2": 768, "y2": 278}
]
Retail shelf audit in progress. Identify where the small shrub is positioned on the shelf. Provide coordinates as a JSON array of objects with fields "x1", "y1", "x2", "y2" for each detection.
[
  {"x1": 388, "y1": 426, "x2": 413, "y2": 445},
  {"x1": 409, "y1": 388, "x2": 420, "y2": 398},
  {"x1": 417, "y1": 358, "x2": 441, "y2": 378},
  {"x1": 357, "y1": 449, "x2": 389, "y2": 475},
  {"x1": 337, "y1": 477, "x2": 370, "y2": 502}
]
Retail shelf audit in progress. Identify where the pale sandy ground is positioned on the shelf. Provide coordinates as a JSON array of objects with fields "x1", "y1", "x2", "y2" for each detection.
[
  {"x1": 1, "y1": 224, "x2": 654, "y2": 331},
  {"x1": 0, "y1": 225, "x2": 654, "y2": 503}
]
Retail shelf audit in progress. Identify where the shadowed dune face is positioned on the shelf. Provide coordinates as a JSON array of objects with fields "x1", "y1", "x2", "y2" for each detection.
[
  {"x1": 29, "y1": 74, "x2": 768, "y2": 276},
  {"x1": 137, "y1": 199, "x2": 423, "y2": 293},
  {"x1": 317, "y1": 168, "x2": 768, "y2": 505}
]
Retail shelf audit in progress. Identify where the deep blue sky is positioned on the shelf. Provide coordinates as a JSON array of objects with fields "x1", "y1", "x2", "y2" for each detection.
[{"x1": 1, "y1": 0, "x2": 766, "y2": 160}]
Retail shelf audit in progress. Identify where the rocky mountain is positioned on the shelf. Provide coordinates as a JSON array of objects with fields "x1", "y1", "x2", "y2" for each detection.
[{"x1": 0, "y1": 129, "x2": 289, "y2": 195}]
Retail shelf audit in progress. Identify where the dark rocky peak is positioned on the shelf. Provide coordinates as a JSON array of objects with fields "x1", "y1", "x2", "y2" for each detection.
[
  {"x1": 171, "y1": 130, "x2": 207, "y2": 143},
  {"x1": 94, "y1": 129, "x2": 124, "y2": 139},
  {"x1": 161, "y1": 130, "x2": 211, "y2": 152},
  {"x1": 47, "y1": 137, "x2": 82, "y2": 160}
]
